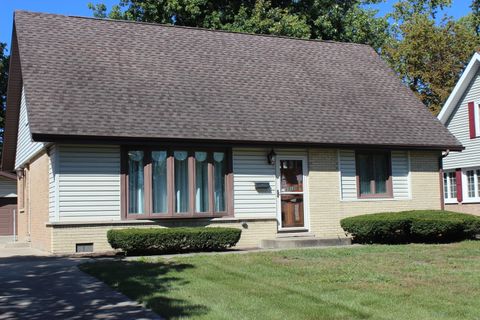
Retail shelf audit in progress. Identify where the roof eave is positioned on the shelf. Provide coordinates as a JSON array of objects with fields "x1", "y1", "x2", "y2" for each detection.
[{"x1": 31, "y1": 133, "x2": 463, "y2": 152}]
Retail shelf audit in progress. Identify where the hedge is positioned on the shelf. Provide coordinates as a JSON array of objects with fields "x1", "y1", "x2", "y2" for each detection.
[
  {"x1": 107, "y1": 227, "x2": 242, "y2": 255},
  {"x1": 340, "y1": 210, "x2": 480, "y2": 244}
]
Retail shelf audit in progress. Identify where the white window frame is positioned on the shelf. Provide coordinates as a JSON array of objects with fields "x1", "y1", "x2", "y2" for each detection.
[
  {"x1": 443, "y1": 170, "x2": 457, "y2": 204},
  {"x1": 462, "y1": 167, "x2": 480, "y2": 203}
]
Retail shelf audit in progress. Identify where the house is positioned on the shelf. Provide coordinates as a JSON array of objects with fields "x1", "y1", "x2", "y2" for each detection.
[
  {"x1": 0, "y1": 171, "x2": 17, "y2": 238},
  {"x1": 1, "y1": 11, "x2": 461, "y2": 254},
  {"x1": 438, "y1": 52, "x2": 480, "y2": 215}
]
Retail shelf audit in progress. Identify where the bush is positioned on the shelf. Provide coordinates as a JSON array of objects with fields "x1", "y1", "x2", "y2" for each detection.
[
  {"x1": 107, "y1": 227, "x2": 242, "y2": 255},
  {"x1": 340, "y1": 210, "x2": 480, "y2": 244}
]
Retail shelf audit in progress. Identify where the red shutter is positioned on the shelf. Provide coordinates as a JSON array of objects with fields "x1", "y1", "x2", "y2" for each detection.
[
  {"x1": 468, "y1": 101, "x2": 476, "y2": 139},
  {"x1": 456, "y1": 168, "x2": 463, "y2": 203}
]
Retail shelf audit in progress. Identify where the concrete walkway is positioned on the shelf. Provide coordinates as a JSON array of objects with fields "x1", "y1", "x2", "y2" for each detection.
[{"x1": 0, "y1": 249, "x2": 161, "y2": 320}]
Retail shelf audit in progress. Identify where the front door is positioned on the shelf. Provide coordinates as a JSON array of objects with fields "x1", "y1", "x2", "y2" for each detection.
[{"x1": 277, "y1": 157, "x2": 307, "y2": 230}]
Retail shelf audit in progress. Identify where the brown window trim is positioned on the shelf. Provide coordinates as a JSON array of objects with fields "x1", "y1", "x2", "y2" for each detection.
[
  {"x1": 121, "y1": 146, "x2": 233, "y2": 220},
  {"x1": 355, "y1": 150, "x2": 393, "y2": 199}
]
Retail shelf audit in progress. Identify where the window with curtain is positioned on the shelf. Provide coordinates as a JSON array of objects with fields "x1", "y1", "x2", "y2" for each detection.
[
  {"x1": 128, "y1": 150, "x2": 144, "y2": 214},
  {"x1": 152, "y1": 150, "x2": 167, "y2": 213},
  {"x1": 356, "y1": 151, "x2": 392, "y2": 198},
  {"x1": 124, "y1": 148, "x2": 230, "y2": 218},
  {"x1": 174, "y1": 151, "x2": 189, "y2": 213},
  {"x1": 214, "y1": 152, "x2": 226, "y2": 212},
  {"x1": 195, "y1": 151, "x2": 209, "y2": 212}
]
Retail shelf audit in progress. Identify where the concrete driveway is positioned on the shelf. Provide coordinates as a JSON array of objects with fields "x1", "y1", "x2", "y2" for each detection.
[{"x1": 0, "y1": 249, "x2": 161, "y2": 320}]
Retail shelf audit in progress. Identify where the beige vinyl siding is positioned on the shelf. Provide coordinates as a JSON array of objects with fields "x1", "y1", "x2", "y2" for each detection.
[
  {"x1": 15, "y1": 87, "x2": 44, "y2": 169},
  {"x1": 56, "y1": 145, "x2": 121, "y2": 221},
  {"x1": 339, "y1": 149, "x2": 411, "y2": 200},
  {"x1": 232, "y1": 148, "x2": 276, "y2": 218},
  {"x1": 443, "y1": 70, "x2": 480, "y2": 170},
  {"x1": 0, "y1": 176, "x2": 16, "y2": 197}
]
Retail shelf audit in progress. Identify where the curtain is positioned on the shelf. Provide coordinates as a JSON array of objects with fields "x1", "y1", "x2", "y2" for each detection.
[
  {"x1": 214, "y1": 152, "x2": 226, "y2": 212},
  {"x1": 152, "y1": 151, "x2": 167, "y2": 213},
  {"x1": 195, "y1": 152, "x2": 209, "y2": 212},
  {"x1": 374, "y1": 153, "x2": 387, "y2": 194},
  {"x1": 174, "y1": 151, "x2": 189, "y2": 212},
  {"x1": 357, "y1": 154, "x2": 372, "y2": 195},
  {"x1": 128, "y1": 151, "x2": 144, "y2": 214}
]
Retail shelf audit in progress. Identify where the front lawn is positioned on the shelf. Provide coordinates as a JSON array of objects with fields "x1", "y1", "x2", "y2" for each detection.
[{"x1": 80, "y1": 241, "x2": 480, "y2": 320}]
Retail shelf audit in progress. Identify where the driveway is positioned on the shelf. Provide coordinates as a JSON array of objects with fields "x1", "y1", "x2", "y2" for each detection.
[{"x1": 0, "y1": 249, "x2": 161, "y2": 320}]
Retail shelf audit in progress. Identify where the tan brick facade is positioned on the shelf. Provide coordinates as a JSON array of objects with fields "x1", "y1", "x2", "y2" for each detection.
[
  {"x1": 308, "y1": 149, "x2": 441, "y2": 238},
  {"x1": 445, "y1": 203, "x2": 480, "y2": 216},
  {"x1": 16, "y1": 151, "x2": 52, "y2": 251},
  {"x1": 49, "y1": 219, "x2": 277, "y2": 254},
  {"x1": 31, "y1": 147, "x2": 443, "y2": 254}
]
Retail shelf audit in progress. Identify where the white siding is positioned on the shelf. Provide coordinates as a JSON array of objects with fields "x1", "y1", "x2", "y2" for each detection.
[
  {"x1": 444, "y1": 70, "x2": 480, "y2": 170},
  {"x1": 56, "y1": 145, "x2": 121, "y2": 221},
  {"x1": 339, "y1": 149, "x2": 411, "y2": 200},
  {"x1": 15, "y1": 87, "x2": 44, "y2": 169},
  {"x1": 339, "y1": 150, "x2": 357, "y2": 200},
  {"x1": 0, "y1": 176, "x2": 16, "y2": 197},
  {"x1": 233, "y1": 148, "x2": 276, "y2": 217},
  {"x1": 391, "y1": 151, "x2": 411, "y2": 199}
]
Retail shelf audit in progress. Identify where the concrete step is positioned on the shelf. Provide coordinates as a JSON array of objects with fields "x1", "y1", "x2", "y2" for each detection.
[
  {"x1": 4, "y1": 242, "x2": 31, "y2": 248},
  {"x1": 276, "y1": 232, "x2": 316, "y2": 238},
  {"x1": 260, "y1": 237, "x2": 351, "y2": 249}
]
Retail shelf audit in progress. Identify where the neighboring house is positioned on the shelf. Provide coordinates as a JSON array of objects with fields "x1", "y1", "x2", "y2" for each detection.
[
  {"x1": 1, "y1": 11, "x2": 461, "y2": 254},
  {"x1": 438, "y1": 52, "x2": 480, "y2": 215},
  {"x1": 0, "y1": 171, "x2": 17, "y2": 237}
]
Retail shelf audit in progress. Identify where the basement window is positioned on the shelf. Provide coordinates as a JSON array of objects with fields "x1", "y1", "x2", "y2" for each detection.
[{"x1": 76, "y1": 243, "x2": 94, "y2": 253}]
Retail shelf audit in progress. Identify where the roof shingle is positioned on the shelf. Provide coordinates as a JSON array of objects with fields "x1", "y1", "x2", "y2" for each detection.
[{"x1": 11, "y1": 11, "x2": 461, "y2": 150}]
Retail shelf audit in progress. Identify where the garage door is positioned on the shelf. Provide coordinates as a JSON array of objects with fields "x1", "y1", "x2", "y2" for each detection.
[{"x1": 0, "y1": 198, "x2": 17, "y2": 236}]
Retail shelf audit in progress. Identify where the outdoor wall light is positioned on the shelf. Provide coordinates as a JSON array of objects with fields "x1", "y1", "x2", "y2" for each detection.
[{"x1": 267, "y1": 149, "x2": 276, "y2": 165}]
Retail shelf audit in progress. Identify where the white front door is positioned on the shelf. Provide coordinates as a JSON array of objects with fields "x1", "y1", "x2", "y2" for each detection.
[{"x1": 276, "y1": 156, "x2": 309, "y2": 231}]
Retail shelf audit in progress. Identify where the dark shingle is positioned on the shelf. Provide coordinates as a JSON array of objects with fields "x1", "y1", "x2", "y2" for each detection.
[{"x1": 12, "y1": 11, "x2": 460, "y2": 149}]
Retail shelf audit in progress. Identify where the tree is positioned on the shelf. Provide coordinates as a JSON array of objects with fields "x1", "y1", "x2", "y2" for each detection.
[
  {"x1": 0, "y1": 43, "x2": 9, "y2": 150},
  {"x1": 383, "y1": 1, "x2": 479, "y2": 115},
  {"x1": 88, "y1": 0, "x2": 390, "y2": 51},
  {"x1": 471, "y1": 0, "x2": 480, "y2": 35}
]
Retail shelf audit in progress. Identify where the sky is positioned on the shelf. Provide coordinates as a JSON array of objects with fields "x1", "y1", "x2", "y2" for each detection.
[{"x1": 0, "y1": 0, "x2": 473, "y2": 52}]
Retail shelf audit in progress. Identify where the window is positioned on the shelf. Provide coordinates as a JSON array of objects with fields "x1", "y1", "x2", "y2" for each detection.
[
  {"x1": 123, "y1": 147, "x2": 231, "y2": 218},
  {"x1": 355, "y1": 151, "x2": 392, "y2": 198},
  {"x1": 464, "y1": 169, "x2": 480, "y2": 200},
  {"x1": 443, "y1": 171, "x2": 457, "y2": 201}
]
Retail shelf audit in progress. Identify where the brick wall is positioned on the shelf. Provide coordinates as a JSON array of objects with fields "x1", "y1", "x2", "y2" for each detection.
[
  {"x1": 18, "y1": 152, "x2": 52, "y2": 251},
  {"x1": 308, "y1": 149, "x2": 441, "y2": 238},
  {"x1": 50, "y1": 219, "x2": 277, "y2": 254},
  {"x1": 445, "y1": 203, "x2": 480, "y2": 216}
]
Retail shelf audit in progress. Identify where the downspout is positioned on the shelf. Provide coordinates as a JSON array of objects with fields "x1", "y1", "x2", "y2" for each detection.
[
  {"x1": 27, "y1": 166, "x2": 31, "y2": 242},
  {"x1": 439, "y1": 150, "x2": 450, "y2": 211}
]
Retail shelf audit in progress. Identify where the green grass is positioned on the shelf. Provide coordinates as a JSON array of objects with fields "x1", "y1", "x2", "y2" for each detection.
[{"x1": 79, "y1": 241, "x2": 480, "y2": 320}]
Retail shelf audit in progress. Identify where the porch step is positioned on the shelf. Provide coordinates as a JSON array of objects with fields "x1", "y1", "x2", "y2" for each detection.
[
  {"x1": 260, "y1": 237, "x2": 351, "y2": 249},
  {"x1": 276, "y1": 232, "x2": 316, "y2": 238}
]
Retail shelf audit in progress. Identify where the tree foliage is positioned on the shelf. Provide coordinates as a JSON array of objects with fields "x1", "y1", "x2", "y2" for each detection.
[
  {"x1": 384, "y1": 0, "x2": 479, "y2": 115},
  {"x1": 89, "y1": 0, "x2": 390, "y2": 51}
]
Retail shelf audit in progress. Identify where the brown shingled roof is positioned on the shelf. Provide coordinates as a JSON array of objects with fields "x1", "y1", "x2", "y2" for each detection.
[{"x1": 2, "y1": 11, "x2": 461, "y2": 169}]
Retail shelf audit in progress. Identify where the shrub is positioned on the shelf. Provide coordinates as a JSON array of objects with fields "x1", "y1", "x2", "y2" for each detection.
[
  {"x1": 340, "y1": 210, "x2": 480, "y2": 244},
  {"x1": 107, "y1": 227, "x2": 242, "y2": 255}
]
